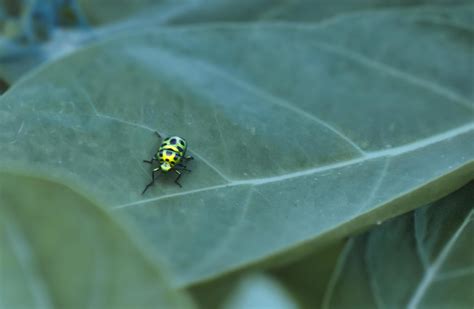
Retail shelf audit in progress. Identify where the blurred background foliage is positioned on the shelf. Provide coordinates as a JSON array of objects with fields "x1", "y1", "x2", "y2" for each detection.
[
  {"x1": 1, "y1": 1, "x2": 472, "y2": 308},
  {"x1": 1, "y1": 0, "x2": 472, "y2": 86}
]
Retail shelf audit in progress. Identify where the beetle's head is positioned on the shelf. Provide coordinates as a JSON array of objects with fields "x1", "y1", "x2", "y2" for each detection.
[{"x1": 160, "y1": 162, "x2": 172, "y2": 172}]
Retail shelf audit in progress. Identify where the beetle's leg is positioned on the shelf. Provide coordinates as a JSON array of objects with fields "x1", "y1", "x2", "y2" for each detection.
[
  {"x1": 142, "y1": 168, "x2": 159, "y2": 194},
  {"x1": 142, "y1": 179, "x2": 154, "y2": 194},
  {"x1": 185, "y1": 155, "x2": 194, "y2": 161},
  {"x1": 143, "y1": 158, "x2": 155, "y2": 164},
  {"x1": 176, "y1": 164, "x2": 191, "y2": 172},
  {"x1": 174, "y1": 170, "x2": 183, "y2": 187}
]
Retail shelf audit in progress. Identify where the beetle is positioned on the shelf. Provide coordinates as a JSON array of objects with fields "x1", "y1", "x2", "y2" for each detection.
[{"x1": 142, "y1": 132, "x2": 193, "y2": 194}]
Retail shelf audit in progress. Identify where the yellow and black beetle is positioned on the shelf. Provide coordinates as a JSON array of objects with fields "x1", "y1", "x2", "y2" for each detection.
[{"x1": 142, "y1": 132, "x2": 193, "y2": 194}]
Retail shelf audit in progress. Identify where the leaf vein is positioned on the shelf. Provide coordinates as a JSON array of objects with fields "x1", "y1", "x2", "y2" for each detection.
[
  {"x1": 74, "y1": 81, "x2": 232, "y2": 182},
  {"x1": 313, "y1": 41, "x2": 473, "y2": 111},
  {"x1": 185, "y1": 55, "x2": 367, "y2": 155},
  {"x1": 434, "y1": 266, "x2": 474, "y2": 282},
  {"x1": 321, "y1": 238, "x2": 355, "y2": 309},
  {"x1": 357, "y1": 158, "x2": 390, "y2": 214},
  {"x1": 415, "y1": 209, "x2": 430, "y2": 270},
  {"x1": 189, "y1": 188, "x2": 254, "y2": 275}
]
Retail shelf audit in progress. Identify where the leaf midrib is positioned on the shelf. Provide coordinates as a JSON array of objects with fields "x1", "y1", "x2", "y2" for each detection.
[{"x1": 113, "y1": 122, "x2": 474, "y2": 209}]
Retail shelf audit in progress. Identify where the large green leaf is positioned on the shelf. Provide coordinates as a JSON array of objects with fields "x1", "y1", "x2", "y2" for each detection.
[
  {"x1": 322, "y1": 182, "x2": 474, "y2": 308},
  {"x1": 1, "y1": 4, "x2": 473, "y2": 287},
  {"x1": 0, "y1": 171, "x2": 193, "y2": 308}
]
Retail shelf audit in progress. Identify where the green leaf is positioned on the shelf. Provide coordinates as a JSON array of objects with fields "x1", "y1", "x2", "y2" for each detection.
[
  {"x1": 1, "y1": 4, "x2": 473, "y2": 287},
  {"x1": 322, "y1": 182, "x2": 474, "y2": 308},
  {"x1": 0, "y1": 171, "x2": 193, "y2": 308}
]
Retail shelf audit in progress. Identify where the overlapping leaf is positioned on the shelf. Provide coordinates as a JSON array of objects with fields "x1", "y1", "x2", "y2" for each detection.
[
  {"x1": 0, "y1": 171, "x2": 193, "y2": 308},
  {"x1": 322, "y1": 182, "x2": 473, "y2": 308}
]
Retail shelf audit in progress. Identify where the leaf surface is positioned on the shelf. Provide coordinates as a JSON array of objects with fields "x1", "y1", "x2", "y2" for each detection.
[
  {"x1": 0, "y1": 5, "x2": 473, "y2": 286},
  {"x1": 0, "y1": 171, "x2": 193, "y2": 308}
]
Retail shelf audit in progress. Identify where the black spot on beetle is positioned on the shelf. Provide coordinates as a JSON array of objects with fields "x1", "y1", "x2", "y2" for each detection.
[
  {"x1": 177, "y1": 146, "x2": 184, "y2": 153},
  {"x1": 179, "y1": 140, "x2": 185, "y2": 146},
  {"x1": 166, "y1": 151, "x2": 173, "y2": 156},
  {"x1": 170, "y1": 138, "x2": 177, "y2": 144},
  {"x1": 165, "y1": 158, "x2": 170, "y2": 162}
]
